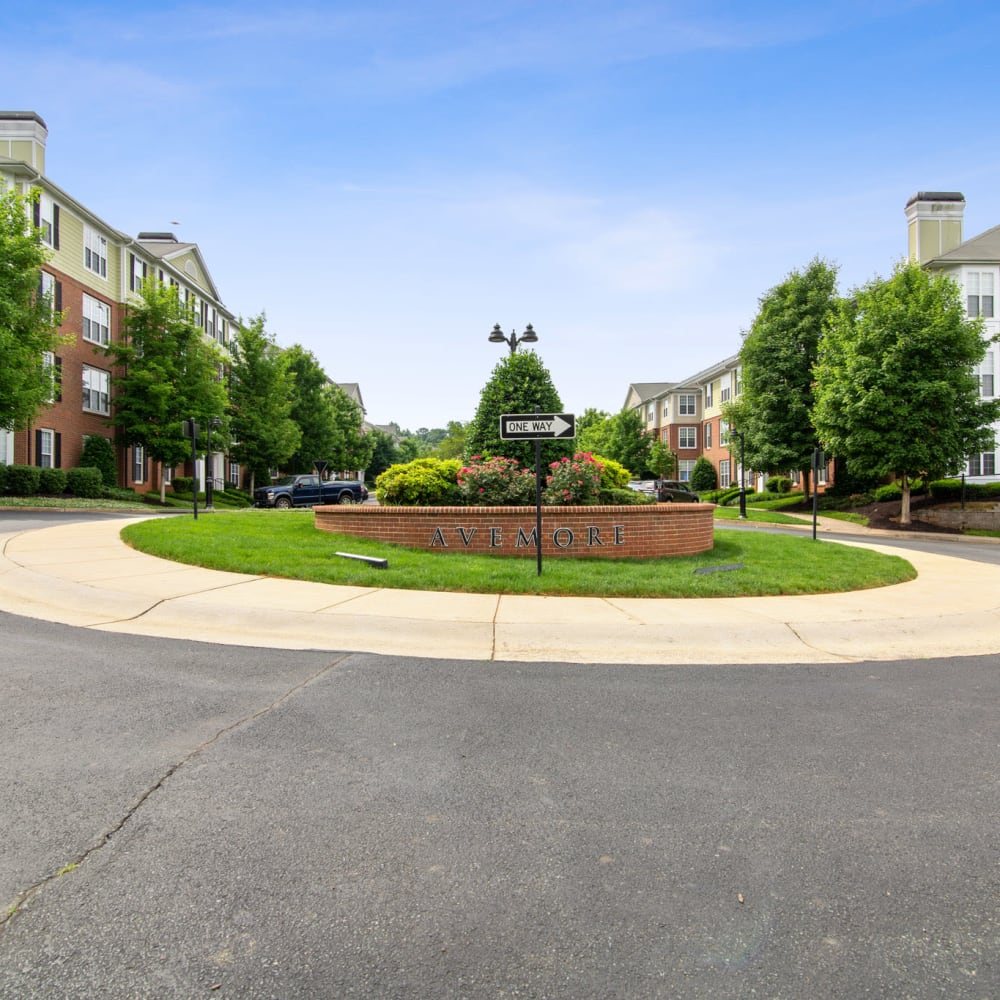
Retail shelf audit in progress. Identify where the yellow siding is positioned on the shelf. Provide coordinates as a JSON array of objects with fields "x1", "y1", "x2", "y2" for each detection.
[{"x1": 46, "y1": 208, "x2": 122, "y2": 298}]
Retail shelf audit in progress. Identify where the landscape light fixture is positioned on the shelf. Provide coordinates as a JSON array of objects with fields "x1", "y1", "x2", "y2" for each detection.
[
  {"x1": 489, "y1": 323, "x2": 538, "y2": 353},
  {"x1": 205, "y1": 416, "x2": 222, "y2": 510}
]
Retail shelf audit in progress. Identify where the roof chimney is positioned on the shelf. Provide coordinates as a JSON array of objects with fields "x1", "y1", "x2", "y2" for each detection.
[
  {"x1": 0, "y1": 111, "x2": 48, "y2": 174},
  {"x1": 905, "y1": 191, "x2": 965, "y2": 264}
]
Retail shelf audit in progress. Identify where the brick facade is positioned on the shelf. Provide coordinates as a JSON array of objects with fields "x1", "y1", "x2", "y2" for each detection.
[{"x1": 314, "y1": 504, "x2": 716, "y2": 559}]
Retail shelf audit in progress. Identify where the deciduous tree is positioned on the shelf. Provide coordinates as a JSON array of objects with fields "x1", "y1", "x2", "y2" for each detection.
[
  {"x1": 0, "y1": 186, "x2": 66, "y2": 432},
  {"x1": 812, "y1": 260, "x2": 1000, "y2": 524},
  {"x1": 107, "y1": 280, "x2": 228, "y2": 501},
  {"x1": 227, "y1": 314, "x2": 300, "y2": 493},
  {"x1": 727, "y1": 258, "x2": 839, "y2": 499}
]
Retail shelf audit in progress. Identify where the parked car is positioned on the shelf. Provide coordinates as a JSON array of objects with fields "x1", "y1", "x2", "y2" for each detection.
[
  {"x1": 656, "y1": 480, "x2": 700, "y2": 503},
  {"x1": 253, "y1": 475, "x2": 368, "y2": 509},
  {"x1": 627, "y1": 480, "x2": 658, "y2": 497}
]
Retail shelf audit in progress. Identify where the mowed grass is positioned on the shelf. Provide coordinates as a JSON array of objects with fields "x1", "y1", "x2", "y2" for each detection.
[{"x1": 120, "y1": 510, "x2": 916, "y2": 598}]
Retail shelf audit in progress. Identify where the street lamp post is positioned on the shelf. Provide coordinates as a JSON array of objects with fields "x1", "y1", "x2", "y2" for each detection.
[
  {"x1": 735, "y1": 432, "x2": 747, "y2": 519},
  {"x1": 489, "y1": 323, "x2": 538, "y2": 353},
  {"x1": 205, "y1": 416, "x2": 222, "y2": 510}
]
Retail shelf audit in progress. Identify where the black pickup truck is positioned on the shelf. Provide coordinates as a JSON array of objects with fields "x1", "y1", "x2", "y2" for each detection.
[{"x1": 253, "y1": 474, "x2": 368, "y2": 509}]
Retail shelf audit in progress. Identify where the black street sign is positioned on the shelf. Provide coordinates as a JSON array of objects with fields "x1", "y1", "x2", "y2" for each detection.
[{"x1": 500, "y1": 413, "x2": 576, "y2": 440}]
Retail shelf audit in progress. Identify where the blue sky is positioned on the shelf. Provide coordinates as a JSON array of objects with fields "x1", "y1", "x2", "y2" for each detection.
[{"x1": 8, "y1": 0, "x2": 1000, "y2": 430}]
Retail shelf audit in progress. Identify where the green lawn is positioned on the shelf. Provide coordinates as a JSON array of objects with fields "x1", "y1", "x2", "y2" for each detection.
[{"x1": 120, "y1": 509, "x2": 916, "y2": 598}]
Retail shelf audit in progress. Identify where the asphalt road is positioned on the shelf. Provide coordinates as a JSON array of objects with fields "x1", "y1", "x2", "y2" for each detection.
[
  {"x1": 1, "y1": 512, "x2": 998, "y2": 998},
  {"x1": 1, "y1": 622, "x2": 998, "y2": 997}
]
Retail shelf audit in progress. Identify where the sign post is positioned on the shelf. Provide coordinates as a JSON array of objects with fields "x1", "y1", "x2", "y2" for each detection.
[
  {"x1": 182, "y1": 419, "x2": 199, "y2": 520},
  {"x1": 501, "y1": 411, "x2": 576, "y2": 575}
]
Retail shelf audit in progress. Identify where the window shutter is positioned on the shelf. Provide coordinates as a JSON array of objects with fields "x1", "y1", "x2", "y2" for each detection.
[
  {"x1": 54, "y1": 433, "x2": 62, "y2": 469},
  {"x1": 32, "y1": 199, "x2": 40, "y2": 229},
  {"x1": 35, "y1": 430, "x2": 42, "y2": 466},
  {"x1": 53, "y1": 204, "x2": 60, "y2": 249},
  {"x1": 55, "y1": 357, "x2": 62, "y2": 402},
  {"x1": 55, "y1": 280, "x2": 62, "y2": 313}
]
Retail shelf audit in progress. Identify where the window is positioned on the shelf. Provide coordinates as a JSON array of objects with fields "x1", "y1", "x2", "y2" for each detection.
[
  {"x1": 132, "y1": 445, "x2": 146, "y2": 484},
  {"x1": 720, "y1": 420, "x2": 730, "y2": 446},
  {"x1": 164, "y1": 465, "x2": 173, "y2": 485},
  {"x1": 34, "y1": 194, "x2": 59, "y2": 248},
  {"x1": 704, "y1": 422, "x2": 713, "y2": 449},
  {"x1": 977, "y1": 352, "x2": 996, "y2": 398},
  {"x1": 679, "y1": 426, "x2": 697, "y2": 449},
  {"x1": 229, "y1": 461, "x2": 240, "y2": 486},
  {"x1": 721, "y1": 386, "x2": 731, "y2": 403},
  {"x1": 662, "y1": 400, "x2": 669, "y2": 418},
  {"x1": 0, "y1": 428, "x2": 13, "y2": 465},
  {"x1": 130, "y1": 253, "x2": 147, "y2": 293},
  {"x1": 82, "y1": 365, "x2": 110, "y2": 415},
  {"x1": 82, "y1": 294, "x2": 111, "y2": 346},
  {"x1": 968, "y1": 447, "x2": 996, "y2": 477},
  {"x1": 705, "y1": 382, "x2": 713, "y2": 407},
  {"x1": 967, "y1": 272, "x2": 995, "y2": 318},
  {"x1": 42, "y1": 351, "x2": 56, "y2": 403},
  {"x1": 661, "y1": 428, "x2": 669, "y2": 443},
  {"x1": 37, "y1": 428, "x2": 55, "y2": 468},
  {"x1": 679, "y1": 394, "x2": 696, "y2": 416},
  {"x1": 39, "y1": 271, "x2": 61, "y2": 315},
  {"x1": 646, "y1": 403, "x2": 654, "y2": 422},
  {"x1": 720, "y1": 459, "x2": 731, "y2": 485},
  {"x1": 84, "y1": 226, "x2": 108, "y2": 278},
  {"x1": 678, "y1": 460, "x2": 695, "y2": 482}
]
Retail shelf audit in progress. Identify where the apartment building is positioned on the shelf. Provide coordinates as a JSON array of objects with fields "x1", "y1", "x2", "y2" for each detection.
[
  {"x1": 623, "y1": 361, "x2": 754, "y2": 487},
  {"x1": 907, "y1": 192, "x2": 999, "y2": 481},
  {"x1": 0, "y1": 111, "x2": 236, "y2": 493}
]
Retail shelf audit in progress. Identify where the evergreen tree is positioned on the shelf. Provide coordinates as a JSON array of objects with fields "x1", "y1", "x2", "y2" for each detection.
[{"x1": 465, "y1": 350, "x2": 566, "y2": 467}]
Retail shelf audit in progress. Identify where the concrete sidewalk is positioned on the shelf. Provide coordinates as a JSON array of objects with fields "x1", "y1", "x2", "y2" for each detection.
[{"x1": 0, "y1": 514, "x2": 997, "y2": 664}]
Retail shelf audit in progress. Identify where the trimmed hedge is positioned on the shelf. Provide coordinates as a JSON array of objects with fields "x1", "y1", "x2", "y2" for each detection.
[
  {"x1": 66, "y1": 467, "x2": 103, "y2": 498},
  {"x1": 4, "y1": 465, "x2": 41, "y2": 495},
  {"x1": 39, "y1": 468, "x2": 68, "y2": 494},
  {"x1": 929, "y1": 478, "x2": 1000, "y2": 501}
]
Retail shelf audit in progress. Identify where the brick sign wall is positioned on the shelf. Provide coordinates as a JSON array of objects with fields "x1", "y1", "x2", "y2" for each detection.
[{"x1": 314, "y1": 504, "x2": 715, "y2": 559}]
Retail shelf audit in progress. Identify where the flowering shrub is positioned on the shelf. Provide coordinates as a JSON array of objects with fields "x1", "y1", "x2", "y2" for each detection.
[
  {"x1": 457, "y1": 455, "x2": 536, "y2": 506},
  {"x1": 543, "y1": 451, "x2": 603, "y2": 505},
  {"x1": 376, "y1": 458, "x2": 462, "y2": 505}
]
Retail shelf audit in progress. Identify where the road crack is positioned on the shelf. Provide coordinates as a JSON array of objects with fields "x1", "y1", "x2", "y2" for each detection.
[{"x1": 1, "y1": 654, "x2": 350, "y2": 930}]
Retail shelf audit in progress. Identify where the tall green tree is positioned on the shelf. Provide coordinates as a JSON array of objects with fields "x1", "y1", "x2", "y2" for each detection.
[
  {"x1": 604, "y1": 407, "x2": 654, "y2": 477},
  {"x1": 107, "y1": 280, "x2": 228, "y2": 501},
  {"x1": 284, "y1": 345, "x2": 338, "y2": 474},
  {"x1": 227, "y1": 314, "x2": 300, "y2": 493},
  {"x1": 465, "y1": 350, "x2": 566, "y2": 467},
  {"x1": 727, "y1": 258, "x2": 839, "y2": 499},
  {"x1": 327, "y1": 382, "x2": 374, "y2": 475},
  {"x1": 812, "y1": 260, "x2": 1000, "y2": 524},
  {"x1": 365, "y1": 428, "x2": 400, "y2": 481},
  {"x1": 0, "y1": 186, "x2": 66, "y2": 431},
  {"x1": 575, "y1": 407, "x2": 613, "y2": 456},
  {"x1": 432, "y1": 420, "x2": 469, "y2": 459}
]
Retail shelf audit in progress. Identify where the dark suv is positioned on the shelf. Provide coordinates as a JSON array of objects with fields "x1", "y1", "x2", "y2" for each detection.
[{"x1": 656, "y1": 480, "x2": 700, "y2": 503}]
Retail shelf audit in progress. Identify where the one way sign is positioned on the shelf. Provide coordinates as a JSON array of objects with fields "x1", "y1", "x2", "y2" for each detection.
[{"x1": 500, "y1": 413, "x2": 576, "y2": 440}]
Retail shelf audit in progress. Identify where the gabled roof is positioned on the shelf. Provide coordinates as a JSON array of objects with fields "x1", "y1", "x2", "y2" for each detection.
[
  {"x1": 623, "y1": 382, "x2": 675, "y2": 409},
  {"x1": 135, "y1": 232, "x2": 222, "y2": 302},
  {"x1": 337, "y1": 382, "x2": 365, "y2": 412},
  {"x1": 676, "y1": 353, "x2": 741, "y2": 389},
  {"x1": 927, "y1": 222, "x2": 1000, "y2": 266}
]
